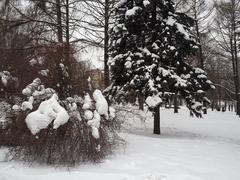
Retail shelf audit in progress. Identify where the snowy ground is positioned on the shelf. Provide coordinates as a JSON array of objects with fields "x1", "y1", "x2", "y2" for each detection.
[{"x1": 0, "y1": 107, "x2": 240, "y2": 180}]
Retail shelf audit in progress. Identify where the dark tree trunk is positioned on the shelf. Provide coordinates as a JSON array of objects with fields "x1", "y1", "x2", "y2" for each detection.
[
  {"x1": 64, "y1": 0, "x2": 71, "y2": 97},
  {"x1": 145, "y1": 0, "x2": 160, "y2": 134},
  {"x1": 56, "y1": 0, "x2": 63, "y2": 43},
  {"x1": 151, "y1": 0, "x2": 157, "y2": 40},
  {"x1": 194, "y1": 10, "x2": 207, "y2": 115},
  {"x1": 55, "y1": 0, "x2": 71, "y2": 98},
  {"x1": 211, "y1": 101, "x2": 214, "y2": 111},
  {"x1": 153, "y1": 105, "x2": 160, "y2": 135},
  {"x1": 104, "y1": 0, "x2": 110, "y2": 88},
  {"x1": 65, "y1": 0, "x2": 69, "y2": 45},
  {"x1": 230, "y1": 33, "x2": 240, "y2": 116},
  {"x1": 194, "y1": 6, "x2": 204, "y2": 70},
  {"x1": 56, "y1": 0, "x2": 64, "y2": 97},
  {"x1": 173, "y1": 94, "x2": 178, "y2": 113},
  {"x1": 231, "y1": 52, "x2": 240, "y2": 115},
  {"x1": 196, "y1": 30, "x2": 204, "y2": 69},
  {"x1": 138, "y1": 94, "x2": 144, "y2": 111},
  {"x1": 233, "y1": 16, "x2": 240, "y2": 116},
  {"x1": 233, "y1": 75, "x2": 240, "y2": 116},
  {"x1": 151, "y1": 0, "x2": 160, "y2": 134},
  {"x1": 203, "y1": 105, "x2": 207, "y2": 114}
]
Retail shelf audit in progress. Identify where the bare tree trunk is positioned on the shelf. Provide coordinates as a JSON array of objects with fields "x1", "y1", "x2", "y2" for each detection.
[
  {"x1": 234, "y1": 76, "x2": 240, "y2": 115},
  {"x1": 195, "y1": 20, "x2": 204, "y2": 70},
  {"x1": 138, "y1": 93, "x2": 144, "y2": 111},
  {"x1": 151, "y1": 0, "x2": 160, "y2": 135},
  {"x1": 233, "y1": 9, "x2": 240, "y2": 116},
  {"x1": 56, "y1": 0, "x2": 63, "y2": 43},
  {"x1": 55, "y1": 0, "x2": 65, "y2": 97},
  {"x1": 104, "y1": 0, "x2": 110, "y2": 88},
  {"x1": 153, "y1": 105, "x2": 160, "y2": 135},
  {"x1": 211, "y1": 100, "x2": 214, "y2": 111},
  {"x1": 65, "y1": 0, "x2": 71, "y2": 96},
  {"x1": 65, "y1": 0, "x2": 69, "y2": 45},
  {"x1": 229, "y1": 18, "x2": 240, "y2": 116},
  {"x1": 193, "y1": 1, "x2": 207, "y2": 114},
  {"x1": 174, "y1": 94, "x2": 178, "y2": 113},
  {"x1": 56, "y1": 0, "x2": 71, "y2": 98}
]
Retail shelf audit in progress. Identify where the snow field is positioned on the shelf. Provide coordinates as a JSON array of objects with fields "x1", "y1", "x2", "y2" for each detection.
[{"x1": 0, "y1": 107, "x2": 240, "y2": 180}]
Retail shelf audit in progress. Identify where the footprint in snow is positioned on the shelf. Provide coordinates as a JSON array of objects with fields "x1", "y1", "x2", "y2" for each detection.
[{"x1": 143, "y1": 174, "x2": 167, "y2": 180}]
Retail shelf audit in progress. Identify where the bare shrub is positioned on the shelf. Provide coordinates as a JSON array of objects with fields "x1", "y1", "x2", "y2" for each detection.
[{"x1": 8, "y1": 118, "x2": 119, "y2": 166}]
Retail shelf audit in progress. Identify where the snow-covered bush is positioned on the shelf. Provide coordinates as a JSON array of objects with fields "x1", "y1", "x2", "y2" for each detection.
[{"x1": 1, "y1": 80, "x2": 120, "y2": 166}]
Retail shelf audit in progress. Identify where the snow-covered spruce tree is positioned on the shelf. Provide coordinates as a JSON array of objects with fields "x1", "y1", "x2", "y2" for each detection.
[{"x1": 108, "y1": 0, "x2": 214, "y2": 134}]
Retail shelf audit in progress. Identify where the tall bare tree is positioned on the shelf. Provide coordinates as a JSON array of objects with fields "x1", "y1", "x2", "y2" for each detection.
[
  {"x1": 175, "y1": 0, "x2": 214, "y2": 69},
  {"x1": 0, "y1": 0, "x2": 89, "y2": 97},
  {"x1": 78, "y1": 0, "x2": 116, "y2": 88},
  {"x1": 212, "y1": 0, "x2": 240, "y2": 115}
]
